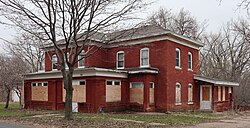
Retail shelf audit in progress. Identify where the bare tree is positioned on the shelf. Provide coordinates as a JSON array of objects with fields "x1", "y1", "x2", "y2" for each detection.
[
  {"x1": 200, "y1": 20, "x2": 250, "y2": 82},
  {"x1": 2, "y1": 32, "x2": 45, "y2": 73},
  {"x1": 147, "y1": 8, "x2": 207, "y2": 40},
  {"x1": 0, "y1": 0, "x2": 148, "y2": 119},
  {"x1": 0, "y1": 55, "x2": 27, "y2": 109}
]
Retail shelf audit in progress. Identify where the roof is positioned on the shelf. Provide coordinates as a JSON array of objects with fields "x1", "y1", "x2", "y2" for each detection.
[
  {"x1": 194, "y1": 75, "x2": 239, "y2": 87},
  {"x1": 43, "y1": 25, "x2": 204, "y2": 49}
]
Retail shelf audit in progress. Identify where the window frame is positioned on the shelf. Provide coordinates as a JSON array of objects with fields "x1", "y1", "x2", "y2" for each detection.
[
  {"x1": 52, "y1": 54, "x2": 58, "y2": 71},
  {"x1": 130, "y1": 82, "x2": 144, "y2": 88},
  {"x1": 140, "y1": 48, "x2": 149, "y2": 67},
  {"x1": 65, "y1": 52, "x2": 69, "y2": 70},
  {"x1": 106, "y1": 80, "x2": 121, "y2": 86},
  {"x1": 175, "y1": 48, "x2": 181, "y2": 69},
  {"x1": 78, "y1": 50, "x2": 85, "y2": 68},
  {"x1": 188, "y1": 52, "x2": 193, "y2": 71},
  {"x1": 116, "y1": 51, "x2": 125, "y2": 69},
  {"x1": 175, "y1": 82, "x2": 181, "y2": 105},
  {"x1": 150, "y1": 82, "x2": 155, "y2": 88},
  {"x1": 31, "y1": 82, "x2": 48, "y2": 87},
  {"x1": 188, "y1": 83, "x2": 193, "y2": 104}
]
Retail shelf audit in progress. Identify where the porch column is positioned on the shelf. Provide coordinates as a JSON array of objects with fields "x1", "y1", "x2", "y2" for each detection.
[{"x1": 143, "y1": 76, "x2": 150, "y2": 111}]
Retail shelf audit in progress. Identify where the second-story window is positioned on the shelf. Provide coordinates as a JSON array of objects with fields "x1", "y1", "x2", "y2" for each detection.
[
  {"x1": 140, "y1": 48, "x2": 149, "y2": 67},
  {"x1": 188, "y1": 52, "x2": 192, "y2": 70},
  {"x1": 65, "y1": 52, "x2": 69, "y2": 69},
  {"x1": 117, "y1": 51, "x2": 124, "y2": 69},
  {"x1": 52, "y1": 54, "x2": 57, "y2": 70},
  {"x1": 176, "y1": 48, "x2": 181, "y2": 68},
  {"x1": 78, "y1": 50, "x2": 85, "y2": 68}
]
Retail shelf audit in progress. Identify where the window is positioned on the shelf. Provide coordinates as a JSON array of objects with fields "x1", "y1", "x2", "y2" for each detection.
[
  {"x1": 79, "y1": 81, "x2": 86, "y2": 85},
  {"x1": 176, "y1": 83, "x2": 181, "y2": 105},
  {"x1": 140, "y1": 48, "x2": 149, "y2": 67},
  {"x1": 188, "y1": 84, "x2": 193, "y2": 104},
  {"x1": 106, "y1": 80, "x2": 121, "y2": 86},
  {"x1": 117, "y1": 51, "x2": 125, "y2": 69},
  {"x1": 65, "y1": 52, "x2": 69, "y2": 69},
  {"x1": 176, "y1": 48, "x2": 181, "y2": 68},
  {"x1": 218, "y1": 86, "x2": 221, "y2": 101},
  {"x1": 78, "y1": 50, "x2": 85, "y2": 68},
  {"x1": 222, "y1": 86, "x2": 225, "y2": 101},
  {"x1": 52, "y1": 54, "x2": 58, "y2": 70},
  {"x1": 32, "y1": 82, "x2": 48, "y2": 86},
  {"x1": 228, "y1": 87, "x2": 232, "y2": 93},
  {"x1": 188, "y1": 52, "x2": 192, "y2": 70},
  {"x1": 130, "y1": 82, "x2": 144, "y2": 88},
  {"x1": 150, "y1": 82, "x2": 155, "y2": 88}
]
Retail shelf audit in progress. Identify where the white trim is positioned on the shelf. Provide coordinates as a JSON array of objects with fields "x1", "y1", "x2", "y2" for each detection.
[
  {"x1": 25, "y1": 68, "x2": 128, "y2": 80},
  {"x1": 175, "y1": 48, "x2": 181, "y2": 68},
  {"x1": 194, "y1": 75, "x2": 239, "y2": 86},
  {"x1": 106, "y1": 80, "x2": 121, "y2": 86},
  {"x1": 140, "y1": 48, "x2": 150, "y2": 67},
  {"x1": 116, "y1": 51, "x2": 125, "y2": 69},
  {"x1": 188, "y1": 52, "x2": 193, "y2": 70},
  {"x1": 200, "y1": 85, "x2": 212, "y2": 110},
  {"x1": 128, "y1": 69, "x2": 158, "y2": 74}
]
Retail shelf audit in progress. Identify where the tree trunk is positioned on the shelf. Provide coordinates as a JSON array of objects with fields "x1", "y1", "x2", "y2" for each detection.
[
  {"x1": 5, "y1": 89, "x2": 11, "y2": 109},
  {"x1": 63, "y1": 70, "x2": 74, "y2": 120}
]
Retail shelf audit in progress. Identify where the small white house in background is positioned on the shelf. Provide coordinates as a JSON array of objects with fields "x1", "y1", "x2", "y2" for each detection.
[{"x1": 12, "y1": 89, "x2": 20, "y2": 102}]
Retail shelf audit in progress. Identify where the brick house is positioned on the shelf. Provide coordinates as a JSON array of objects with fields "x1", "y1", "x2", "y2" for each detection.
[{"x1": 24, "y1": 25, "x2": 239, "y2": 112}]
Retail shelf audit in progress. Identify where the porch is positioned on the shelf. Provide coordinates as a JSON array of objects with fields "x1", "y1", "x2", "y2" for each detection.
[{"x1": 194, "y1": 75, "x2": 239, "y2": 112}]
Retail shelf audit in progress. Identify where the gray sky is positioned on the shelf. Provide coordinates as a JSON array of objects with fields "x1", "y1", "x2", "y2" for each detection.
[
  {"x1": 0, "y1": 0, "x2": 247, "y2": 50},
  {"x1": 145, "y1": 0, "x2": 247, "y2": 32}
]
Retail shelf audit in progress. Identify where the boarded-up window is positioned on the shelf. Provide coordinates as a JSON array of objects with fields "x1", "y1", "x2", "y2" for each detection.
[
  {"x1": 222, "y1": 86, "x2": 225, "y2": 101},
  {"x1": 150, "y1": 82, "x2": 154, "y2": 104},
  {"x1": 188, "y1": 84, "x2": 193, "y2": 103},
  {"x1": 218, "y1": 86, "x2": 221, "y2": 101},
  {"x1": 130, "y1": 83, "x2": 144, "y2": 104},
  {"x1": 202, "y1": 86, "x2": 210, "y2": 101},
  {"x1": 31, "y1": 82, "x2": 48, "y2": 101},
  {"x1": 176, "y1": 83, "x2": 181, "y2": 104},
  {"x1": 63, "y1": 80, "x2": 86, "y2": 102},
  {"x1": 106, "y1": 80, "x2": 121, "y2": 102}
]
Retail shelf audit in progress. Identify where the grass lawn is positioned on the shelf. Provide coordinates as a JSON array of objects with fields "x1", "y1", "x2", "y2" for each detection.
[{"x1": 0, "y1": 102, "x2": 223, "y2": 127}]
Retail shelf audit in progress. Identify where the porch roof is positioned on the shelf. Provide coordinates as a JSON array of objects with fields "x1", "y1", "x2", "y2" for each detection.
[
  {"x1": 194, "y1": 75, "x2": 239, "y2": 87},
  {"x1": 121, "y1": 67, "x2": 159, "y2": 74}
]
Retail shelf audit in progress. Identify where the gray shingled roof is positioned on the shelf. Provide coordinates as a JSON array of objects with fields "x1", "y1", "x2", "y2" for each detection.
[{"x1": 43, "y1": 25, "x2": 203, "y2": 48}]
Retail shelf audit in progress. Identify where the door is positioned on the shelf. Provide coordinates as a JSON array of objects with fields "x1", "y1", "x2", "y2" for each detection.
[{"x1": 200, "y1": 85, "x2": 212, "y2": 110}]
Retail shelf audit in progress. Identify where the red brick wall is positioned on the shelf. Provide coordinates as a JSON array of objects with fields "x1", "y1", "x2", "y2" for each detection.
[
  {"x1": 35, "y1": 39, "x2": 200, "y2": 112},
  {"x1": 164, "y1": 41, "x2": 199, "y2": 111}
]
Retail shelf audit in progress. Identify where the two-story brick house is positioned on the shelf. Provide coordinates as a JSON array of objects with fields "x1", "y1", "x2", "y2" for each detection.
[{"x1": 24, "y1": 25, "x2": 239, "y2": 112}]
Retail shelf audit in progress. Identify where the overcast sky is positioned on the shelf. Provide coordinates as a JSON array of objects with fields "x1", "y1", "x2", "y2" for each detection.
[
  {"x1": 0, "y1": 0, "x2": 247, "y2": 51},
  {"x1": 145, "y1": 0, "x2": 247, "y2": 32}
]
